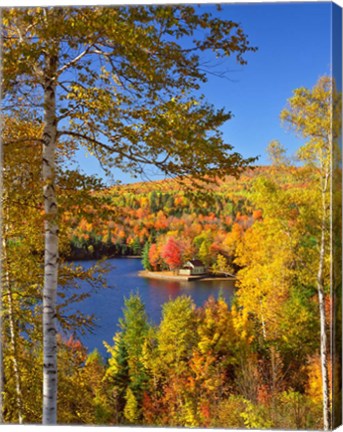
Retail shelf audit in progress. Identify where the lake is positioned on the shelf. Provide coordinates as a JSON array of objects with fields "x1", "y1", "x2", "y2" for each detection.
[{"x1": 69, "y1": 258, "x2": 235, "y2": 357}]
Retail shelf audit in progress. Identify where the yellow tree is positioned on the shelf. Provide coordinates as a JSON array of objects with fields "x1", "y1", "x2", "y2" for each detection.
[
  {"x1": 1, "y1": 117, "x2": 43, "y2": 424},
  {"x1": 235, "y1": 175, "x2": 301, "y2": 342},
  {"x1": 234, "y1": 166, "x2": 323, "y2": 412},
  {"x1": 281, "y1": 76, "x2": 342, "y2": 430}
]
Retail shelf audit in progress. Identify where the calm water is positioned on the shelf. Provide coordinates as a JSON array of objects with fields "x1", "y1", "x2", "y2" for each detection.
[{"x1": 68, "y1": 258, "x2": 235, "y2": 357}]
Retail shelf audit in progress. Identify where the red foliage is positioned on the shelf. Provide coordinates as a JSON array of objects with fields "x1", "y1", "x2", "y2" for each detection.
[
  {"x1": 161, "y1": 237, "x2": 182, "y2": 270},
  {"x1": 65, "y1": 335, "x2": 83, "y2": 351},
  {"x1": 64, "y1": 335, "x2": 87, "y2": 362}
]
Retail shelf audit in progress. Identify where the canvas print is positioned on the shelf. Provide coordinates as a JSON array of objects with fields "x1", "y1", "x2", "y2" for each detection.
[{"x1": 0, "y1": 1, "x2": 342, "y2": 429}]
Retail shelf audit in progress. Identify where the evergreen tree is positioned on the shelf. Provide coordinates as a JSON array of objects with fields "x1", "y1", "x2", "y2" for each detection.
[
  {"x1": 142, "y1": 242, "x2": 152, "y2": 270},
  {"x1": 149, "y1": 191, "x2": 159, "y2": 213},
  {"x1": 106, "y1": 294, "x2": 150, "y2": 423},
  {"x1": 104, "y1": 333, "x2": 130, "y2": 421},
  {"x1": 131, "y1": 238, "x2": 142, "y2": 256}
]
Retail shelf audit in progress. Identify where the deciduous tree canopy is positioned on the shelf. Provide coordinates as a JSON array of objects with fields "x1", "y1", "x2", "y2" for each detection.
[{"x1": 3, "y1": 6, "x2": 256, "y2": 181}]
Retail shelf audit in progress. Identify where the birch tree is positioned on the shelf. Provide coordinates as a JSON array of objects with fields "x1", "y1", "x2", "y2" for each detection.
[
  {"x1": 1, "y1": 117, "x2": 43, "y2": 424},
  {"x1": 1, "y1": 114, "x2": 107, "y2": 423},
  {"x1": 281, "y1": 76, "x2": 342, "y2": 430},
  {"x1": 2, "y1": 6, "x2": 256, "y2": 424}
]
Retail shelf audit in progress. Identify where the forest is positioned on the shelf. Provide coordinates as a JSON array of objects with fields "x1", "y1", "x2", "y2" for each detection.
[
  {"x1": 1, "y1": 4, "x2": 341, "y2": 430},
  {"x1": 2, "y1": 129, "x2": 341, "y2": 427},
  {"x1": 67, "y1": 165, "x2": 306, "y2": 274}
]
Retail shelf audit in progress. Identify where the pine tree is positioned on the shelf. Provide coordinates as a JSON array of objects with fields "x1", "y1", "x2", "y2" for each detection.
[
  {"x1": 106, "y1": 294, "x2": 150, "y2": 423},
  {"x1": 142, "y1": 242, "x2": 152, "y2": 271}
]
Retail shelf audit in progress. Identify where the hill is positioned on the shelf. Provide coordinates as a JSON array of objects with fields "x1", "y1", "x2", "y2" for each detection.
[{"x1": 66, "y1": 165, "x2": 311, "y2": 270}]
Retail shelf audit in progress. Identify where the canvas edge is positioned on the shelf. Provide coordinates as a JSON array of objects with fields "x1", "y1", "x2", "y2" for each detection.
[{"x1": 331, "y1": 2, "x2": 343, "y2": 430}]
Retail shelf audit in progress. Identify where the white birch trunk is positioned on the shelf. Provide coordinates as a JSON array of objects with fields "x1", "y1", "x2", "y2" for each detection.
[
  {"x1": 2, "y1": 234, "x2": 24, "y2": 424},
  {"x1": 318, "y1": 170, "x2": 331, "y2": 431},
  {"x1": 42, "y1": 53, "x2": 59, "y2": 425},
  {"x1": 259, "y1": 296, "x2": 267, "y2": 340}
]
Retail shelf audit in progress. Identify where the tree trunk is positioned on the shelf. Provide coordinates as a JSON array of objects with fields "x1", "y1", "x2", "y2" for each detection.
[
  {"x1": 318, "y1": 171, "x2": 331, "y2": 431},
  {"x1": 42, "y1": 53, "x2": 59, "y2": 425},
  {"x1": 259, "y1": 297, "x2": 267, "y2": 340},
  {"x1": 2, "y1": 234, "x2": 24, "y2": 424}
]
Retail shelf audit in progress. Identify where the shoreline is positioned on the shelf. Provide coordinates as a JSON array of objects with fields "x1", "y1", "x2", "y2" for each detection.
[
  {"x1": 65, "y1": 254, "x2": 142, "y2": 262},
  {"x1": 139, "y1": 270, "x2": 236, "y2": 282}
]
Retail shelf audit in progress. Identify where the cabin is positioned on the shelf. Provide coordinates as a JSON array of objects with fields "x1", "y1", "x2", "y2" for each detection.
[{"x1": 179, "y1": 260, "x2": 207, "y2": 276}]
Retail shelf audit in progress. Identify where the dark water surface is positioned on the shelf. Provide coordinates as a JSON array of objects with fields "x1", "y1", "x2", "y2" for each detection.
[{"x1": 70, "y1": 258, "x2": 235, "y2": 357}]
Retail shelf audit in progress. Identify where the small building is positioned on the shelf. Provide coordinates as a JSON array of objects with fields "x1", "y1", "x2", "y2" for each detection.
[{"x1": 179, "y1": 260, "x2": 206, "y2": 276}]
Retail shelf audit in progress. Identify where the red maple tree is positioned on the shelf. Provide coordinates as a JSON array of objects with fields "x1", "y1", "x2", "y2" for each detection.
[{"x1": 161, "y1": 237, "x2": 182, "y2": 271}]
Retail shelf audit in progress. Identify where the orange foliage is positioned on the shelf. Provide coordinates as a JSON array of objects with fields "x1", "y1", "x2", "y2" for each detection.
[
  {"x1": 252, "y1": 209, "x2": 263, "y2": 220},
  {"x1": 148, "y1": 243, "x2": 160, "y2": 271}
]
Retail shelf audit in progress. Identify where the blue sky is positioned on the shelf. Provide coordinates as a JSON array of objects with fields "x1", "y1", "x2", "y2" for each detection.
[
  {"x1": 75, "y1": 2, "x2": 334, "y2": 184},
  {"x1": 204, "y1": 3, "x2": 332, "y2": 162}
]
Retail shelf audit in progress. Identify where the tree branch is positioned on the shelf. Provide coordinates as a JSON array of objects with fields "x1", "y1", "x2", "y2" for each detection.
[
  {"x1": 56, "y1": 45, "x2": 94, "y2": 78},
  {"x1": 57, "y1": 130, "x2": 171, "y2": 169}
]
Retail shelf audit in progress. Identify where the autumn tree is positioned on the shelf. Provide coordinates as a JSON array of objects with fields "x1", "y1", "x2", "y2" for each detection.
[
  {"x1": 190, "y1": 297, "x2": 237, "y2": 421},
  {"x1": 158, "y1": 296, "x2": 197, "y2": 375},
  {"x1": 281, "y1": 76, "x2": 341, "y2": 430},
  {"x1": 2, "y1": 5, "x2": 256, "y2": 423},
  {"x1": 235, "y1": 176, "x2": 299, "y2": 340},
  {"x1": 148, "y1": 243, "x2": 162, "y2": 271},
  {"x1": 267, "y1": 140, "x2": 290, "y2": 167},
  {"x1": 161, "y1": 237, "x2": 182, "y2": 272},
  {"x1": 82, "y1": 349, "x2": 111, "y2": 424},
  {"x1": 198, "y1": 240, "x2": 212, "y2": 268},
  {"x1": 233, "y1": 165, "x2": 325, "y2": 420},
  {"x1": 211, "y1": 253, "x2": 226, "y2": 273},
  {"x1": 1, "y1": 117, "x2": 43, "y2": 424},
  {"x1": 145, "y1": 296, "x2": 198, "y2": 426}
]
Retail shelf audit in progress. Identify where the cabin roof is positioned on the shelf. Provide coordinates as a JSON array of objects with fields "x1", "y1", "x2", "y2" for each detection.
[{"x1": 188, "y1": 259, "x2": 204, "y2": 267}]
